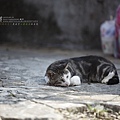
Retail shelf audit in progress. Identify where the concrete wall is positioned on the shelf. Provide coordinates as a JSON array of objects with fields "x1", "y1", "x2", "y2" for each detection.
[{"x1": 0, "y1": 0, "x2": 120, "y2": 49}]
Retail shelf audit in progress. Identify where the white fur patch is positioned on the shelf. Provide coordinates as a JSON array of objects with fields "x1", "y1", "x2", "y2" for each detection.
[
  {"x1": 70, "y1": 76, "x2": 81, "y2": 86},
  {"x1": 45, "y1": 76, "x2": 49, "y2": 84},
  {"x1": 62, "y1": 69, "x2": 71, "y2": 86},
  {"x1": 101, "y1": 71, "x2": 115, "y2": 84}
]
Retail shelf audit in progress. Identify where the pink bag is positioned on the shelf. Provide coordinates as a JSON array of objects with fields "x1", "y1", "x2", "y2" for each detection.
[{"x1": 114, "y1": 5, "x2": 120, "y2": 58}]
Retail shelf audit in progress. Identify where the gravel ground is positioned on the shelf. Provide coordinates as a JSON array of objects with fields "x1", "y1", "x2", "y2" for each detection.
[{"x1": 60, "y1": 104, "x2": 120, "y2": 120}]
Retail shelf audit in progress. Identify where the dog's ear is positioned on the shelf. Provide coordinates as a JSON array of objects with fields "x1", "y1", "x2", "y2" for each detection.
[{"x1": 46, "y1": 70, "x2": 55, "y2": 79}]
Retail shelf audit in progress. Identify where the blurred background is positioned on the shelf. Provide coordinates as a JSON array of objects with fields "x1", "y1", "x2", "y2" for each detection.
[{"x1": 0, "y1": 0, "x2": 120, "y2": 50}]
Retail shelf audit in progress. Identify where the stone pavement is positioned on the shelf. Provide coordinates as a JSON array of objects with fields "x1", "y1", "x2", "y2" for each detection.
[{"x1": 0, "y1": 47, "x2": 120, "y2": 120}]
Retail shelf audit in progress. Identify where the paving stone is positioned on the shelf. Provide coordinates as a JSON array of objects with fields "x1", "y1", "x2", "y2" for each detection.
[
  {"x1": 32, "y1": 99, "x2": 87, "y2": 110},
  {"x1": 0, "y1": 100, "x2": 63, "y2": 120}
]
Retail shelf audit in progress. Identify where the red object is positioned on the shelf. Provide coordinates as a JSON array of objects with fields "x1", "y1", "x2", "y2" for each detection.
[{"x1": 114, "y1": 5, "x2": 120, "y2": 58}]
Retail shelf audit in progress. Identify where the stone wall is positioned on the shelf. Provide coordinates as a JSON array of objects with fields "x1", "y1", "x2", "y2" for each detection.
[{"x1": 0, "y1": 0, "x2": 120, "y2": 49}]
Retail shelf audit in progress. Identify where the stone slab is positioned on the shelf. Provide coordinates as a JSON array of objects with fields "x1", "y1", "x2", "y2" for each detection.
[{"x1": 0, "y1": 100, "x2": 63, "y2": 120}]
